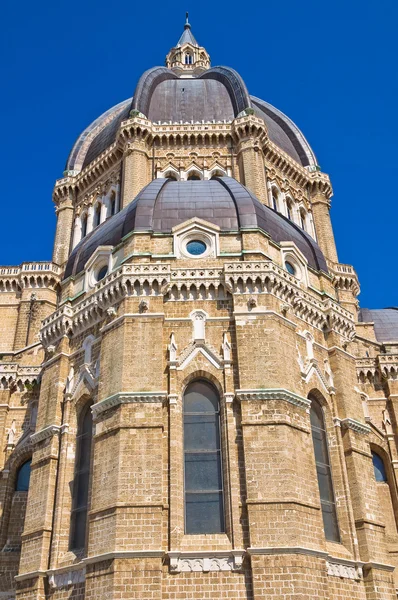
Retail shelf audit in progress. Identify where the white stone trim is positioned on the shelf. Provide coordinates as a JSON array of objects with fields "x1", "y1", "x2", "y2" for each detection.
[
  {"x1": 340, "y1": 418, "x2": 371, "y2": 435},
  {"x1": 30, "y1": 424, "x2": 62, "y2": 445},
  {"x1": 48, "y1": 566, "x2": 86, "y2": 589},
  {"x1": 363, "y1": 561, "x2": 395, "y2": 572},
  {"x1": 236, "y1": 388, "x2": 311, "y2": 410},
  {"x1": 168, "y1": 550, "x2": 244, "y2": 573},
  {"x1": 92, "y1": 391, "x2": 168, "y2": 419},
  {"x1": 247, "y1": 546, "x2": 328, "y2": 558},
  {"x1": 327, "y1": 559, "x2": 363, "y2": 580},
  {"x1": 83, "y1": 550, "x2": 164, "y2": 565}
]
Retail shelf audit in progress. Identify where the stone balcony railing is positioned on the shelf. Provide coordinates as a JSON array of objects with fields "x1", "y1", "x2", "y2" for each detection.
[
  {"x1": 327, "y1": 260, "x2": 360, "y2": 296},
  {"x1": 0, "y1": 262, "x2": 62, "y2": 291},
  {"x1": 41, "y1": 260, "x2": 356, "y2": 347}
]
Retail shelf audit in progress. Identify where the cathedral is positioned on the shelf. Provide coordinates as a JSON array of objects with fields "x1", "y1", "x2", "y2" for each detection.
[{"x1": 1, "y1": 16, "x2": 398, "y2": 600}]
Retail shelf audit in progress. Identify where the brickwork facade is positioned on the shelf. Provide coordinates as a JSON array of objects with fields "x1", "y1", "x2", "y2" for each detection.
[{"x1": 1, "y1": 18, "x2": 397, "y2": 600}]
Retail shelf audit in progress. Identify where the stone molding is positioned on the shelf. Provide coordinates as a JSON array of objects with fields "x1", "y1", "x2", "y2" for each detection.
[
  {"x1": 30, "y1": 424, "x2": 65, "y2": 445},
  {"x1": 168, "y1": 550, "x2": 244, "y2": 573},
  {"x1": 92, "y1": 391, "x2": 168, "y2": 419},
  {"x1": 0, "y1": 262, "x2": 61, "y2": 293},
  {"x1": 363, "y1": 561, "x2": 395, "y2": 573},
  {"x1": 41, "y1": 261, "x2": 355, "y2": 344},
  {"x1": 336, "y1": 417, "x2": 371, "y2": 435},
  {"x1": 83, "y1": 550, "x2": 164, "y2": 565},
  {"x1": 236, "y1": 388, "x2": 311, "y2": 410},
  {"x1": 247, "y1": 546, "x2": 328, "y2": 559}
]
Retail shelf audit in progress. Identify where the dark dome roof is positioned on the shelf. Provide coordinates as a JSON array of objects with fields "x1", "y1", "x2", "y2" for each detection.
[
  {"x1": 65, "y1": 66, "x2": 317, "y2": 173},
  {"x1": 359, "y1": 308, "x2": 398, "y2": 343},
  {"x1": 65, "y1": 177, "x2": 327, "y2": 279}
]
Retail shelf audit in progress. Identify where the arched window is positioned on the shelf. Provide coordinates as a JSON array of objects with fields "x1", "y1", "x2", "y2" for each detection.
[
  {"x1": 184, "y1": 380, "x2": 224, "y2": 534},
  {"x1": 187, "y1": 172, "x2": 201, "y2": 181},
  {"x1": 81, "y1": 214, "x2": 88, "y2": 238},
  {"x1": 94, "y1": 204, "x2": 101, "y2": 228},
  {"x1": 372, "y1": 451, "x2": 387, "y2": 482},
  {"x1": 310, "y1": 398, "x2": 340, "y2": 542},
  {"x1": 70, "y1": 403, "x2": 93, "y2": 550},
  {"x1": 286, "y1": 200, "x2": 293, "y2": 221},
  {"x1": 16, "y1": 459, "x2": 32, "y2": 492},
  {"x1": 300, "y1": 209, "x2": 307, "y2": 231},
  {"x1": 185, "y1": 53, "x2": 192, "y2": 65},
  {"x1": 110, "y1": 192, "x2": 116, "y2": 216},
  {"x1": 272, "y1": 189, "x2": 278, "y2": 212}
]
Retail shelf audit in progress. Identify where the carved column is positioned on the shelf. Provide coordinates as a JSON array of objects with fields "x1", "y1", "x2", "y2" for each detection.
[
  {"x1": 233, "y1": 115, "x2": 268, "y2": 204},
  {"x1": 309, "y1": 174, "x2": 338, "y2": 263},
  {"x1": 120, "y1": 119, "x2": 153, "y2": 208},
  {"x1": 52, "y1": 179, "x2": 76, "y2": 266}
]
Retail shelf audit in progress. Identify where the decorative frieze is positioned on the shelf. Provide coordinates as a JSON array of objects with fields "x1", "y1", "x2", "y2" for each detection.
[
  {"x1": 327, "y1": 560, "x2": 363, "y2": 580},
  {"x1": 236, "y1": 388, "x2": 311, "y2": 410},
  {"x1": 168, "y1": 551, "x2": 244, "y2": 573},
  {"x1": 91, "y1": 391, "x2": 168, "y2": 419},
  {"x1": 48, "y1": 567, "x2": 86, "y2": 589}
]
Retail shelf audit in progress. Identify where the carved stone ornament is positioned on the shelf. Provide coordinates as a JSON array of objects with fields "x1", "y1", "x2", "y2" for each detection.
[
  {"x1": 247, "y1": 296, "x2": 257, "y2": 309},
  {"x1": 326, "y1": 560, "x2": 362, "y2": 581},
  {"x1": 139, "y1": 299, "x2": 149, "y2": 313},
  {"x1": 168, "y1": 551, "x2": 244, "y2": 573},
  {"x1": 48, "y1": 568, "x2": 86, "y2": 589}
]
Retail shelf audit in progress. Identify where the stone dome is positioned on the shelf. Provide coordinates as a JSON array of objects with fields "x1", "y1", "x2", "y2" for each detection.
[
  {"x1": 65, "y1": 177, "x2": 327, "y2": 278},
  {"x1": 65, "y1": 66, "x2": 317, "y2": 173}
]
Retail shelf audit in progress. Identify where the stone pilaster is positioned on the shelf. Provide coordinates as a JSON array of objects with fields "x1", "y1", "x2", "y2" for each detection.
[
  {"x1": 310, "y1": 173, "x2": 338, "y2": 263},
  {"x1": 52, "y1": 178, "x2": 76, "y2": 266},
  {"x1": 233, "y1": 115, "x2": 268, "y2": 204}
]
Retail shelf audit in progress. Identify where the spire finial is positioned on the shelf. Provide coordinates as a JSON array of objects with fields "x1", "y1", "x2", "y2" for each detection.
[{"x1": 185, "y1": 11, "x2": 190, "y2": 29}]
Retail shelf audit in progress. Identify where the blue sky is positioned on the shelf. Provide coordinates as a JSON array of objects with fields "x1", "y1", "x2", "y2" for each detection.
[{"x1": 1, "y1": 0, "x2": 397, "y2": 308}]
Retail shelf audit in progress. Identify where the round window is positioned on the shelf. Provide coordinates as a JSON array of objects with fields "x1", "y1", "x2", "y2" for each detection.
[
  {"x1": 285, "y1": 261, "x2": 296, "y2": 276},
  {"x1": 96, "y1": 265, "x2": 108, "y2": 281},
  {"x1": 186, "y1": 240, "x2": 207, "y2": 256}
]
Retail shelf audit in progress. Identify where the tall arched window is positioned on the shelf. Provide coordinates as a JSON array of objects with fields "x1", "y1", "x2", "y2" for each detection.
[
  {"x1": 70, "y1": 403, "x2": 93, "y2": 550},
  {"x1": 310, "y1": 398, "x2": 340, "y2": 542},
  {"x1": 184, "y1": 380, "x2": 224, "y2": 534},
  {"x1": 110, "y1": 192, "x2": 116, "y2": 216},
  {"x1": 372, "y1": 451, "x2": 387, "y2": 482},
  {"x1": 94, "y1": 204, "x2": 101, "y2": 228},
  {"x1": 286, "y1": 200, "x2": 293, "y2": 221},
  {"x1": 300, "y1": 209, "x2": 307, "y2": 231},
  {"x1": 185, "y1": 53, "x2": 192, "y2": 65},
  {"x1": 81, "y1": 214, "x2": 88, "y2": 238},
  {"x1": 16, "y1": 459, "x2": 32, "y2": 492},
  {"x1": 272, "y1": 189, "x2": 278, "y2": 212}
]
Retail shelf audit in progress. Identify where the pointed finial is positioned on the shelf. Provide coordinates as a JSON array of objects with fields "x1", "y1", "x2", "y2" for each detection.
[{"x1": 185, "y1": 11, "x2": 191, "y2": 29}]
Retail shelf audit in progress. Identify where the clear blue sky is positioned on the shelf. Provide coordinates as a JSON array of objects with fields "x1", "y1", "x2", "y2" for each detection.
[{"x1": 1, "y1": 0, "x2": 397, "y2": 309}]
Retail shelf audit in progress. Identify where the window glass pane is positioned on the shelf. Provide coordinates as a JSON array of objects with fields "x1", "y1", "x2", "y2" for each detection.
[
  {"x1": 321, "y1": 501, "x2": 339, "y2": 542},
  {"x1": 185, "y1": 493, "x2": 224, "y2": 534},
  {"x1": 74, "y1": 472, "x2": 89, "y2": 508},
  {"x1": 372, "y1": 452, "x2": 387, "y2": 482},
  {"x1": 316, "y1": 464, "x2": 335, "y2": 502},
  {"x1": 185, "y1": 452, "x2": 222, "y2": 491},
  {"x1": 312, "y1": 429, "x2": 329, "y2": 466},
  {"x1": 184, "y1": 381, "x2": 218, "y2": 413},
  {"x1": 78, "y1": 435, "x2": 92, "y2": 471},
  {"x1": 71, "y1": 509, "x2": 87, "y2": 550},
  {"x1": 16, "y1": 460, "x2": 32, "y2": 492},
  {"x1": 184, "y1": 414, "x2": 219, "y2": 450}
]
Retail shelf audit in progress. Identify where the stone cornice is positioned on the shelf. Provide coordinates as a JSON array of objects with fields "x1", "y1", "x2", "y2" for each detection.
[
  {"x1": 92, "y1": 391, "x2": 168, "y2": 419},
  {"x1": 83, "y1": 550, "x2": 164, "y2": 565},
  {"x1": 334, "y1": 417, "x2": 371, "y2": 435},
  {"x1": 30, "y1": 424, "x2": 64, "y2": 445},
  {"x1": 0, "y1": 262, "x2": 61, "y2": 292},
  {"x1": 236, "y1": 388, "x2": 311, "y2": 410}
]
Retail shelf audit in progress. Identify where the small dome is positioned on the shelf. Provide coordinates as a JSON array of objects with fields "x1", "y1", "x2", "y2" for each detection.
[{"x1": 65, "y1": 177, "x2": 327, "y2": 279}]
